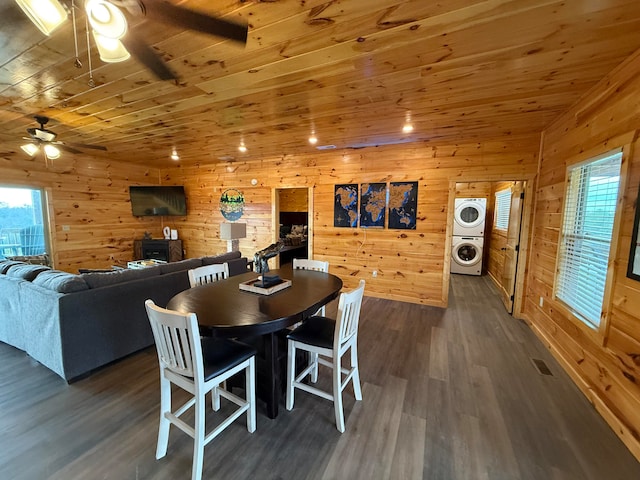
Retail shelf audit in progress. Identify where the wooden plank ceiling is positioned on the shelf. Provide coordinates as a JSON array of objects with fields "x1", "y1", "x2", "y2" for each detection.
[{"x1": 1, "y1": 0, "x2": 640, "y2": 168}]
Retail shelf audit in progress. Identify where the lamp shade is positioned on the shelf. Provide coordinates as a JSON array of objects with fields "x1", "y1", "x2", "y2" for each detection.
[
  {"x1": 43, "y1": 144, "x2": 61, "y2": 159},
  {"x1": 15, "y1": 0, "x2": 68, "y2": 36},
  {"x1": 85, "y1": 0, "x2": 127, "y2": 39},
  {"x1": 93, "y1": 31, "x2": 130, "y2": 63},
  {"x1": 21, "y1": 143, "x2": 39, "y2": 156},
  {"x1": 220, "y1": 222, "x2": 247, "y2": 240}
]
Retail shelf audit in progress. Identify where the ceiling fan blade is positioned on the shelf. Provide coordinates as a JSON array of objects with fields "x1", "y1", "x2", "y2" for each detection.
[
  {"x1": 57, "y1": 144, "x2": 83, "y2": 155},
  {"x1": 121, "y1": 32, "x2": 178, "y2": 81},
  {"x1": 140, "y1": 0, "x2": 248, "y2": 44},
  {"x1": 64, "y1": 142, "x2": 108, "y2": 151}
]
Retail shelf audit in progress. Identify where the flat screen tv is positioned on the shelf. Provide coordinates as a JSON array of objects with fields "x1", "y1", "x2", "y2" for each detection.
[{"x1": 129, "y1": 186, "x2": 187, "y2": 216}]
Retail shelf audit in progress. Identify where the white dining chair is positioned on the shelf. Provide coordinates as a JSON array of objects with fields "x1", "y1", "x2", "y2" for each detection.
[
  {"x1": 292, "y1": 258, "x2": 329, "y2": 316},
  {"x1": 145, "y1": 300, "x2": 256, "y2": 480},
  {"x1": 188, "y1": 262, "x2": 229, "y2": 288},
  {"x1": 285, "y1": 279, "x2": 365, "y2": 432}
]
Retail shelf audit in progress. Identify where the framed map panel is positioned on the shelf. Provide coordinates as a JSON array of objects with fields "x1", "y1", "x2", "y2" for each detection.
[
  {"x1": 388, "y1": 181, "x2": 418, "y2": 229},
  {"x1": 334, "y1": 184, "x2": 359, "y2": 227},
  {"x1": 360, "y1": 183, "x2": 387, "y2": 228}
]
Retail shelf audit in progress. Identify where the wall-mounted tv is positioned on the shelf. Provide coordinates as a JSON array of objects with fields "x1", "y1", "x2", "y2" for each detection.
[{"x1": 129, "y1": 186, "x2": 187, "y2": 216}]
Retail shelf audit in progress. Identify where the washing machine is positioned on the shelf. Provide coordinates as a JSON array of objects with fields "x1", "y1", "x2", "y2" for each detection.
[
  {"x1": 451, "y1": 236, "x2": 484, "y2": 275},
  {"x1": 453, "y1": 198, "x2": 487, "y2": 236}
]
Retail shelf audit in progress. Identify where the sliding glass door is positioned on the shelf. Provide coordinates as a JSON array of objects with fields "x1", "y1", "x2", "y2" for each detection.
[{"x1": 0, "y1": 187, "x2": 49, "y2": 262}]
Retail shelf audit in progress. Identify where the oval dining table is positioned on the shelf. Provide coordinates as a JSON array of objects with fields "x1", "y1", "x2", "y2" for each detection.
[{"x1": 167, "y1": 264, "x2": 343, "y2": 419}]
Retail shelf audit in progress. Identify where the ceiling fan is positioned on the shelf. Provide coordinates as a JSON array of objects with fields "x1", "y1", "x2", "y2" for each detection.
[
  {"x1": 15, "y1": 0, "x2": 249, "y2": 81},
  {"x1": 21, "y1": 115, "x2": 107, "y2": 160}
]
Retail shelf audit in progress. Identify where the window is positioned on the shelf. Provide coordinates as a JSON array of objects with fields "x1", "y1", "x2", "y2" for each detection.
[
  {"x1": 0, "y1": 187, "x2": 49, "y2": 261},
  {"x1": 494, "y1": 188, "x2": 511, "y2": 231},
  {"x1": 555, "y1": 149, "x2": 623, "y2": 328}
]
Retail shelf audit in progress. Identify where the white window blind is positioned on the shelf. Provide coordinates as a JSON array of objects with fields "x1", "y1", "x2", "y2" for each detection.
[
  {"x1": 494, "y1": 189, "x2": 511, "y2": 231},
  {"x1": 556, "y1": 150, "x2": 622, "y2": 328}
]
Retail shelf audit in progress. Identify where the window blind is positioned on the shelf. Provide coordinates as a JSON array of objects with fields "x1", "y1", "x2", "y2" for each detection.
[
  {"x1": 494, "y1": 189, "x2": 511, "y2": 231},
  {"x1": 556, "y1": 150, "x2": 622, "y2": 328}
]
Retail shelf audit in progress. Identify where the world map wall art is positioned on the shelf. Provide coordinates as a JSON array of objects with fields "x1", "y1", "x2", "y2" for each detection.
[{"x1": 333, "y1": 181, "x2": 418, "y2": 229}]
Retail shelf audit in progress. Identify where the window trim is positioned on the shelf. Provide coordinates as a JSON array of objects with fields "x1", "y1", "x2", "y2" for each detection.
[{"x1": 552, "y1": 144, "x2": 629, "y2": 341}]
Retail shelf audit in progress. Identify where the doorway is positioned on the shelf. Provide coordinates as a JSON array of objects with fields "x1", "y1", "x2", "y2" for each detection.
[
  {"x1": 273, "y1": 187, "x2": 313, "y2": 267},
  {"x1": 449, "y1": 179, "x2": 532, "y2": 319}
]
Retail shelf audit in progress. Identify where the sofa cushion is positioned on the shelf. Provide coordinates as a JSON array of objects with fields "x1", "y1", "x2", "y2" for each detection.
[
  {"x1": 201, "y1": 251, "x2": 241, "y2": 266},
  {"x1": 0, "y1": 260, "x2": 25, "y2": 274},
  {"x1": 159, "y1": 258, "x2": 202, "y2": 274},
  {"x1": 81, "y1": 265, "x2": 158, "y2": 289},
  {"x1": 6, "y1": 264, "x2": 50, "y2": 281},
  {"x1": 33, "y1": 270, "x2": 89, "y2": 293}
]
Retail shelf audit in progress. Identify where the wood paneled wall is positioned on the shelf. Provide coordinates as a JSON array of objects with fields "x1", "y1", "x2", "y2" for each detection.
[
  {"x1": 455, "y1": 182, "x2": 492, "y2": 199},
  {"x1": 163, "y1": 138, "x2": 539, "y2": 306},
  {"x1": 524, "y1": 51, "x2": 640, "y2": 459},
  {"x1": 278, "y1": 188, "x2": 308, "y2": 212},
  {"x1": 0, "y1": 154, "x2": 162, "y2": 273}
]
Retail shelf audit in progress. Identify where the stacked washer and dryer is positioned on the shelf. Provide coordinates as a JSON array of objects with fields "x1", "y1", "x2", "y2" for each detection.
[{"x1": 451, "y1": 198, "x2": 487, "y2": 275}]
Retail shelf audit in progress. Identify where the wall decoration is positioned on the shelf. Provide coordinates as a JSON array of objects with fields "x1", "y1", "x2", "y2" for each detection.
[
  {"x1": 334, "y1": 184, "x2": 359, "y2": 227},
  {"x1": 219, "y1": 188, "x2": 245, "y2": 221},
  {"x1": 627, "y1": 184, "x2": 640, "y2": 281},
  {"x1": 388, "y1": 181, "x2": 418, "y2": 229},
  {"x1": 360, "y1": 183, "x2": 387, "y2": 228}
]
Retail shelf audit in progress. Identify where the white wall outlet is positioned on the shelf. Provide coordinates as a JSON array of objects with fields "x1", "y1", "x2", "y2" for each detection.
[
  {"x1": 62, "y1": 225, "x2": 70, "y2": 231},
  {"x1": 372, "y1": 270, "x2": 378, "y2": 278},
  {"x1": 539, "y1": 296, "x2": 544, "y2": 307}
]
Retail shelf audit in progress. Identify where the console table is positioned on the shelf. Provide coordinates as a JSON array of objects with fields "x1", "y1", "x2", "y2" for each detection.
[{"x1": 134, "y1": 239, "x2": 183, "y2": 263}]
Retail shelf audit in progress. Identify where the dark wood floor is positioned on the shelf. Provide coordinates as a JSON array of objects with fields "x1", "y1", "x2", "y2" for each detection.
[{"x1": 2, "y1": 274, "x2": 639, "y2": 479}]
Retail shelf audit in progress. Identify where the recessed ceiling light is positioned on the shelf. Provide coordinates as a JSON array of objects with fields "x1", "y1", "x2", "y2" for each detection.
[
  {"x1": 402, "y1": 123, "x2": 414, "y2": 133},
  {"x1": 170, "y1": 148, "x2": 180, "y2": 161},
  {"x1": 308, "y1": 134, "x2": 318, "y2": 145},
  {"x1": 238, "y1": 143, "x2": 247, "y2": 153}
]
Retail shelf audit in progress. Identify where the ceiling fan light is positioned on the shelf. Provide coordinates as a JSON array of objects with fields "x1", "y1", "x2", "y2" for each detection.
[
  {"x1": 33, "y1": 128, "x2": 56, "y2": 142},
  {"x1": 21, "y1": 143, "x2": 39, "y2": 156},
  {"x1": 85, "y1": 0, "x2": 127, "y2": 39},
  {"x1": 43, "y1": 144, "x2": 61, "y2": 159},
  {"x1": 93, "y1": 31, "x2": 130, "y2": 63},
  {"x1": 15, "y1": 0, "x2": 68, "y2": 36}
]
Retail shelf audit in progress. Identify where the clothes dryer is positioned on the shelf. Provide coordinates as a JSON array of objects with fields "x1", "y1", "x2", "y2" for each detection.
[
  {"x1": 451, "y1": 236, "x2": 484, "y2": 275},
  {"x1": 453, "y1": 198, "x2": 487, "y2": 236}
]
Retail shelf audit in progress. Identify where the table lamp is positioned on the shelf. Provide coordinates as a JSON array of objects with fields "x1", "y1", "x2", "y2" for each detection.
[{"x1": 220, "y1": 222, "x2": 247, "y2": 252}]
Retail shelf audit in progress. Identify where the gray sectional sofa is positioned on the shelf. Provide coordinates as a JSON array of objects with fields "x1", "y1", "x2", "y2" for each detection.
[{"x1": 0, "y1": 251, "x2": 249, "y2": 382}]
